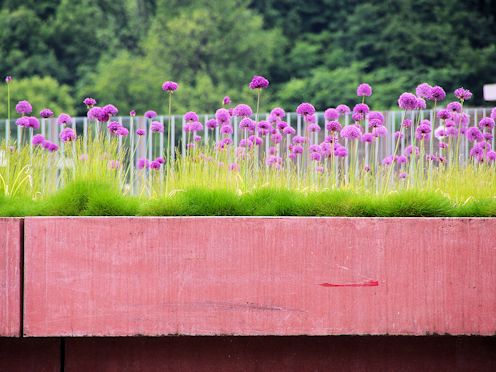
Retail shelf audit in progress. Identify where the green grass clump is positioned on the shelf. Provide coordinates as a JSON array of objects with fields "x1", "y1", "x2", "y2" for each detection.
[{"x1": 376, "y1": 190, "x2": 453, "y2": 217}]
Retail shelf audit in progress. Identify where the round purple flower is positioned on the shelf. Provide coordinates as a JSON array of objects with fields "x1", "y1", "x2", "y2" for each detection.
[
  {"x1": 356, "y1": 83, "x2": 372, "y2": 97},
  {"x1": 292, "y1": 135, "x2": 306, "y2": 144},
  {"x1": 83, "y1": 97, "x2": 97, "y2": 107},
  {"x1": 107, "y1": 121, "x2": 121, "y2": 134},
  {"x1": 402, "y1": 119, "x2": 412, "y2": 128},
  {"x1": 382, "y1": 155, "x2": 394, "y2": 166},
  {"x1": 430, "y1": 86, "x2": 446, "y2": 102},
  {"x1": 60, "y1": 128, "x2": 77, "y2": 142},
  {"x1": 394, "y1": 131, "x2": 404, "y2": 139},
  {"x1": 361, "y1": 133, "x2": 374, "y2": 143},
  {"x1": 326, "y1": 120, "x2": 342, "y2": 132},
  {"x1": 368, "y1": 119, "x2": 382, "y2": 128},
  {"x1": 103, "y1": 104, "x2": 118, "y2": 116},
  {"x1": 190, "y1": 121, "x2": 203, "y2": 132},
  {"x1": 306, "y1": 123, "x2": 320, "y2": 133},
  {"x1": 270, "y1": 133, "x2": 282, "y2": 144},
  {"x1": 144, "y1": 110, "x2": 157, "y2": 119},
  {"x1": 184, "y1": 111, "x2": 199, "y2": 122},
  {"x1": 466, "y1": 127, "x2": 483, "y2": 142},
  {"x1": 15, "y1": 117, "x2": 29, "y2": 127},
  {"x1": 270, "y1": 107, "x2": 285, "y2": 119},
  {"x1": 416, "y1": 97, "x2": 427, "y2": 110},
  {"x1": 206, "y1": 119, "x2": 218, "y2": 129},
  {"x1": 336, "y1": 104, "x2": 351, "y2": 115},
  {"x1": 434, "y1": 126, "x2": 446, "y2": 139},
  {"x1": 396, "y1": 155, "x2": 407, "y2": 165},
  {"x1": 223, "y1": 96, "x2": 231, "y2": 105},
  {"x1": 368, "y1": 111, "x2": 384, "y2": 125},
  {"x1": 373, "y1": 126, "x2": 388, "y2": 138},
  {"x1": 478, "y1": 117, "x2": 495, "y2": 130},
  {"x1": 257, "y1": 120, "x2": 271, "y2": 131},
  {"x1": 57, "y1": 113, "x2": 72, "y2": 126},
  {"x1": 491, "y1": 108, "x2": 496, "y2": 120},
  {"x1": 116, "y1": 127, "x2": 129, "y2": 137},
  {"x1": 486, "y1": 150, "x2": 496, "y2": 162},
  {"x1": 353, "y1": 103, "x2": 370, "y2": 115},
  {"x1": 136, "y1": 128, "x2": 145, "y2": 136},
  {"x1": 137, "y1": 158, "x2": 149, "y2": 169},
  {"x1": 324, "y1": 108, "x2": 339, "y2": 121},
  {"x1": 276, "y1": 121, "x2": 288, "y2": 130},
  {"x1": 162, "y1": 81, "x2": 178, "y2": 92},
  {"x1": 32, "y1": 134, "x2": 45, "y2": 146},
  {"x1": 87, "y1": 107, "x2": 103, "y2": 121},
  {"x1": 150, "y1": 121, "x2": 164, "y2": 133},
  {"x1": 415, "y1": 83, "x2": 432, "y2": 99},
  {"x1": 248, "y1": 75, "x2": 269, "y2": 89},
  {"x1": 5, "y1": 76, "x2": 12, "y2": 84},
  {"x1": 334, "y1": 145, "x2": 348, "y2": 158},
  {"x1": 404, "y1": 145, "x2": 419, "y2": 157},
  {"x1": 234, "y1": 104, "x2": 253, "y2": 117},
  {"x1": 220, "y1": 124, "x2": 233, "y2": 135},
  {"x1": 43, "y1": 141, "x2": 58, "y2": 153},
  {"x1": 15, "y1": 100, "x2": 32, "y2": 115},
  {"x1": 398, "y1": 93, "x2": 417, "y2": 110},
  {"x1": 150, "y1": 160, "x2": 161, "y2": 170},
  {"x1": 437, "y1": 109, "x2": 452, "y2": 120},
  {"x1": 310, "y1": 152, "x2": 322, "y2": 162},
  {"x1": 340, "y1": 125, "x2": 362, "y2": 140},
  {"x1": 454, "y1": 87, "x2": 472, "y2": 101},
  {"x1": 26, "y1": 116, "x2": 40, "y2": 129},
  {"x1": 399, "y1": 172, "x2": 408, "y2": 179},
  {"x1": 215, "y1": 108, "x2": 231, "y2": 124},
  {"x1": 130, "y1": 110, "x2": 136, "y2": 117},
  {"x1": 40, "y1": 108, "x2": 54, "y2": 118},
  {"x1": 296, "y1": 102, "x2": 315, "y2": 117},
  {"x1": 283, "y1": 126, "x2": 296, "y2": 135},
  {"x1": 239, "y1": 117, "x2": 255, "y2": 131},
  {"x1": 446, "y1": 101, "x2": 462, "y2": 113}
]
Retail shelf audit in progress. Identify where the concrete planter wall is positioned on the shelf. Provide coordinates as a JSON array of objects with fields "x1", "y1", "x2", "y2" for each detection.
[{"x1": 19, "y1": 217, "x2": 496, "y2": 337}]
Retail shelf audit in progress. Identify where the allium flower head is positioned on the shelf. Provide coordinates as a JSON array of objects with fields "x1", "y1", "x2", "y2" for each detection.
[
  {"x1": 292, "y1": 135, "x2": 306, "y2": 144},
  {"x1": 368, "y1": 119, "x2": 382, "y2": 128},
  {"x1": 399, "y1": 172, "x2": 408, "y2": 179},
  {"x1": 136, "y1": 128, "x2": 145, "y2": 136},
  {"x1": 116, "y1": 127, "x2": 129, "y2": 137},
  {"x1": 40, "y1": 108, "x2": 54, "y2": 118},
  {"x1": 398, "y1": 93, "x2": 417, "y2": 110},
  {"x1": 404, "y1": 145, "x2": 419, "y2": 157},
  {"x1": 324, "y1": 108, "x2": 339, "y2": 121},
  {"x1": 307, "y1": 123, "x2": 321, "y2": 133},
  {"x1": 130, "y1": 110, "x2": 136, "y2": 117},
  {"x1": 368, "y1": 111, "x2": 384, "y2": 125},
  {"x1": 353, "y1": 103, "x2": 370, "y2": 115},
  {"x1": 162, "y1": 81, "x2": 178, "y2": 92},
  {"x1": 437, "y1": 109, "x2": 452, "y2": 120},
  {"x1": 336, "y1": 104, "x2": 351, "y2": 115},
  {"x1": 26, "y1": 116, "x2": 40, "y2": 129},
  {"x1": 32, "y1": 134, "x2": 45, "y2": 146},
  {"x1": 5, "y1": 76, "x2": 12, "y2": 84},
  {"x1": 454, "y1": 87, "x2": 472, "y2": 101},
  {"x1": 361, "y1": 133, "x2": 374, "y2": 143},
  {"x1": 206, "y1": 119, "x2": 218, "y2": 129},
  {"x1": 220, "y1": 125, "x2": 233, "y2": 135},
  {"x1": 239, "y1": 117, "x2": 255, "y2": 131},
  {"x1": 434, "y1": 126, "x2": 446, "y2": 139},
  {"x1": 57, "y1": 113, "x2": 72, "y2": 126},
  {"x1": 103, "y1": 104, "x2": 118, "y2": 116},
  {"x1": 479, "y1": 117, "x2": 495, "y2": 130},
  {"x1": 270, "y1": 107, "x2": 285, "y2": 119},
  {"x1": 151, "y1": 121, "x2": 164, "y2": 133},
  {"x1": 223, "y1": 96, "x2": 231, "y2": 105},
  {"x1": 340, "y1": 124, "x2": 362, "y2": 139},
  {"x1": 466, "y1": 127, "x2": 483, "y2": 142},
  {"x1": 402, "y1": 119, "x2": 412, "y2": 128},
  {"x1": 396, "y1": 155, "x2": 407, "y2": 165},
  {"x1": 83, "y1": 97, "x2": 97, "y2": 107},
  {"x1": 296, "y1": 102, "x2": 315, "y2": 117},
  {"x1": 42, "y1": 141, "x2": 58, "y2": 152},
  {"x1": 215, "y1": 108, "x2": 231, "y2": 124},
  {"x1": 373, "y1": 126, "x2": 388, "y2": 138},
  {"x1": 283, "y1": 126, "x2": 296, "y2": 135},
  {"x1": 60, "y1": 128, "x2": 77, "y2": 142},
  {"x1": 415, "y1": 83, "x2": 432, "y2": 99},
  {"x1": 191, "y1": 121, "x2": 203, "y2": 132},
  {"x1": 356, "y1": 83, "x2": 372, "y2": 97},
  {"x1": 430, "y1": 86, "x2": 446, "y2": 102},
  {"x1": 486, "y1": 150, "x2": 496, "y2": 162},
  {"x1": 15, "y1": 117, "x2": 29, "y2": 127},
  {"x1": 145, "y1": 110, "x2": 157, "y2": 119},
  {"x1": 276, "y1": 121, "x2": 288, "y2": 130},
  {"x1": 15, "y1": 100, "x2": 32, "y2": 115},
  {"x1": 248, "y1": 75, "x2": 269, "y2": 89},
  {"x1": 416, "y1": 97, "x2": 426, "y2": 110},
  {"x1": 137, "y1": 158, "x2": 149, "y2": 169},
  {"x1": 184, "y1": 111, "x2": 199, "y2": 122},
  {"x1": 270, "y1": 132, "x2": 282, "y2": 144},
  {"x1": 491, "y1": 108, "x2": 496, "y2": 120},
  {"x1": 382, "y1": 155, "x2": 394, "y2": 166},
  {"x1": 234, "y1": 104, "x2": 253, "y2": 117},
  {"x1": 88, "y1": 107, "x2": 104, "y2": 121},
  {"x1": 326, "y1": 120, "x2": 342, "y2": 132}
]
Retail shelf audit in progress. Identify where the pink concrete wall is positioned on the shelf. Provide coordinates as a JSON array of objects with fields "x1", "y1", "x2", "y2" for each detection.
[
  {"x1": 23, "y1": 217, "x2": 496, "y2": 336},
  {"x1": 0, "y1": 218, "x2": 21, "y2": 337}
]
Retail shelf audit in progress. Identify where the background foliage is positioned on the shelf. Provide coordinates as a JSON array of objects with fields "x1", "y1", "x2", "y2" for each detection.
[{"x1": 1, "y1": 0, "x2": 495, "y2": 117}]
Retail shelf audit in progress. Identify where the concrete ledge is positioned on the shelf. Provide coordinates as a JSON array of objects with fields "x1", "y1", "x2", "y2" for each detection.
[
  {"x1": 23, "y1": 217, "x2": 496, "y2": 336},
  {"x1": 0, "y1": 218, "x2": 22, "y2": 337}
]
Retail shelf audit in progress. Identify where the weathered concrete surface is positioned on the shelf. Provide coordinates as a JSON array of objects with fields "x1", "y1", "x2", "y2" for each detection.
[
  {"x1": 0, "y1": 338, "x2": 60, "y2": 371},
  {"x1": 64, "y1": 336, "x2": 496, "y2": 372},
  {"x1": 0, "y1": 218, "x2": 22, "y2": 337},
  {"x1": 23, "y1": 217, "x2": 496, "y2": 336}
]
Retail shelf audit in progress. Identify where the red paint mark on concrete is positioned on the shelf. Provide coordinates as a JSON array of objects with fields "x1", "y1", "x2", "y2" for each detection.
[{"x1": 319, "y1": 280, "x2": 379, "y2": 287}]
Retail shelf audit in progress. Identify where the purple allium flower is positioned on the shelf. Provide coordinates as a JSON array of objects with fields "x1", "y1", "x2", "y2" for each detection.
[
  {"x1": 466, "y1": 127, "x2": 484, "y2": 142},
  {"x1": 326, "y1": 120, "x2": 342, "y2": 132},
  {"x1": 368, "y1": 119, "x2": 382, "y2": 128},
  {"x1": 382, "y1": 155, "x2": 394, "y2": 166},
  {"x1": 373, "y1": 126, "x2": 388, "y2": 138},
  {"x1": 5, "y1": 76, "x2": 12, "y2": 84},
  {"x1": 402, "y1": 119, "x2": 412, "y2": 128},
  {"x1": 353, "y1": 103, "x2": 370, "y2": 115},
  {"x1": 398, "y1": 93, "x2": 417, "y2": 110},
  {"x1": 352, "y1": 112, "x2": 363, "y2": 122},
  {"x1": 184, "y1": 111, "x2": 199, "y2": 122},
  {"x1": 416, "y1": 122, "x2": 432, "y2": 140},
  {"x1": 191, "y1": 121, "x2": 203, "y2": 132},
  {"x1": 487, "y1": 150, "x2": 496, "y2": 162},
  {"x1": 57, "y1": 113, "x2": 72, "y2": 126},
  {"x1": 404, "y1": 145, "x2": 419, "y2": 157},
  {"x1": 356, "y1": 83, "x2": 372, "y2": 97},
  {"x1": 491, "y1": 108, "x2": 496, "y2": 120},
  {"x1": 469, "y1": 145, "x2": 483, "y2": 159},
  {"x1": 306, "y1": 114, "x2": 317, "y2": 124},
  {"x1": 149, "y1": 160, "x2": 161, "y2": 170},
  {"x1": 270, "y1": 132, "x2": 282, "y2": 144},
  {"x1": 309, "y1": 144, "x2": 321, "y2": 153},
  {"x1": 103, "y1": 104, "x2": 118, "y2": 116},
  {"x1": 26, "y1": 116, "x2": 40, "y2": 129},
  {"x1": 399, "y1": 172, "x2": 408, "y2": 179},
  {"x1": 194, "y1": 135, "x2": 202, "y2": 142},
  {"x1": 276, "y1": 121, "x2": 288, "y2": 130},
  {"x1": 340, "y1": 125, "x2": 362, "y2": 139},
  {"x1": 107, "y1": 121, "x2": 121, "y2": 134},
  {"x1": 15, "y1": 100, "x2": 32, "y2": 115},
  {"x1": 223, "y1": 96, "x2": 231, "y2": 105},
  {"x1": 439, "y1": 142, "x2": 448, "y2": 149},
  {"x1": 447, "y1": 101, "x2": 462, "y2": 113},
  {"x1": 394, "y1": 131, "x2": 404, "y2": 139},
  {"x1": 32, "y1": 134, "x2": 45, "y2": 146},
  {"x1": 83, "y1": 97, "x2": 97, "y2": 107},
  {"x1": 296, "y1": 102, "x2": 315, "y2": 117},
  {"x1": 415, "y1": 83, "x2": 432, "y2": 99},
  {"x1": 144, "y1": 110, "x2": 157, "y2": 119},
  {"x1": 430, "y1": 86, "x2": 446, "y2": 102},
  {"x1": 324, "y1": 108, "x2": 339, "y2": 121},
  {"x1": 248, "y1": 75, "x2": 269, "y2": 89},
  {"x1": 162, "y1": 81, "x2": 178, "y2": 92},
  {"x1": 336, "y1": 104, "x2": 351, "y2": 115},
  {"x1": 283, "y1": 126, "x2": 296, "y2": 135},
  {"x1": 221, "y1": 137, "x2": 233, "y2": 146},
  {"x1": 361, "y1": 133, "x2": 374, "y2": 143},
  {"x1": 292, "y1": 135, "x2": 306, "y2": 144},
  {"x1": 479, "y1": 117, "x2": 495, "y2": 130},
  {"x1": 87, "y1": 107, "x2": 103, "y2": 121},
  {"x1": 416, "y1": 97, "x2": 427, "y2": 110},
  {"x1": 310, "y1": 152, "x2": 322, "y2": 162},
  {"x1": 60, "y1": 128, "x2": 77, "y2": 142},
  {"x1": 229, "y1": 163, "x2": 239, "y2": 171},
  {"x1": 151, "y1": 121, "x2": 164, "y2": 133},
  {"x1": 434, "y1": 126, "x2": 446, "y2": 139},
  {"x1": 257, "y1": 120, "x2": 271, "y2": 131},
  {"x1": 239, "y1": 138, "x2": 253, "y2": 148},
  {"x1": 484, "y1": 132, "x2": 493, "y2": 141},
  {"x1": 270, "y1": 107, "x2": 285, "y2": 120},
  {"x1": 368, "y1": 111, "x2": 384, "y2": 125},
  {"x1": 234, "y1": 104, "x2": 253, "y2": 117},
  {"x1": 137, "y1": 158, "x2": 149, "y2": 169},
  {"x1": 437, "y1": 109, "x2": 452, "y2": 120},
  {"x1": 454, "y1": 87, "x2": 472, "y2": 101},
  {"x1": 40, "y1": 108, "x2": 54, "y2": 118},
  {"x1": 15, "y1": 117, "x2": 29, "y2": 127},
  {"x1": 130, "y1": 110, "x2": 136, "y2": 117},
  {"x1": 446, "y1": 126, "x2": 458, "y2": 137},
  {"x1": 215, "y1": 108, "x2": 231, "y2": 124},
  {"x1": 116, "y1": 127, "x2": 129, "y2": 137},
  {"x1": 136, "y1": 128, "x2": 145, "y2": 136},
  {"x1": 220, "y1": 124, "x2": 233, "y2": 135},
  {"x1": 292, "y1": 144, "x2": 304, "y2": 154},
  {"x1": 155, "y1": 156, "x2": 165, "y2": 164},
  {"x1": 206, "y1": 119, "x2": 218, "y2": 129},
  {"x1": 249, "y1": 135, "x2": 263, "y2": 146},
  {"x1": 239, "y1": 118, "x2": 255, "y2": 132},
  {"x1": 334, "y1": 145, "x2": 348, "y2": 158},
  {"x1": 396, "y1": 155, "x2": 407, "y2": 165},
  {"x1": 43, "y1": 141, "x2": 58, "y2": 152},
  {"x1": 307, "y1": 123, "x2": 321, "y2": 133}
]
